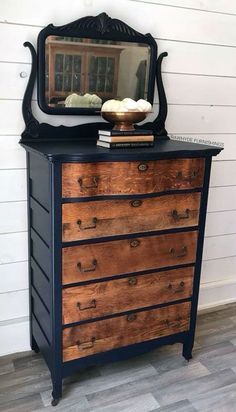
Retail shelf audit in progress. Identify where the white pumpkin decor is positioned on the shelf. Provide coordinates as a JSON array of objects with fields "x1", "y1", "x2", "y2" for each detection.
[
  {"x1": 65, "y1": 93, "x2": 102, "y2": 108},
  {"x1": 101, "y1": 98, "x2": 152, "y2": 113}
]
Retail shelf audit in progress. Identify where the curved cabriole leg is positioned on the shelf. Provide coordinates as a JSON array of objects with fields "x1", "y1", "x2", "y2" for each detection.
[{"x1": 182, "y1": 341, "x2": 193, "y2": 361}]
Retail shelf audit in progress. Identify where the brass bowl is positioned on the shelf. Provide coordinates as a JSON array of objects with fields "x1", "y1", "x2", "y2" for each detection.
[{"x1": 101, "y1": 111, "x2": 151, "y2": 131}]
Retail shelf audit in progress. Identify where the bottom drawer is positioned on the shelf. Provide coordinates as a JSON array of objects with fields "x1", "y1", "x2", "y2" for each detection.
[{"x1": 62, "y1": 301, "x2": 191, "y2": 362}]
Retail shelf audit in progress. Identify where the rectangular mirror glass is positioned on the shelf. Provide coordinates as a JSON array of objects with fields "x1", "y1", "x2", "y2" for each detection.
[{"x1": 45, "y1": 36, "x2": 151, "y2": 110}]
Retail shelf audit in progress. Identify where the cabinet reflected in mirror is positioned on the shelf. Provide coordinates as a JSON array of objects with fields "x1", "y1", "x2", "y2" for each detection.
[{"x1": 45, "y1": 36, "x2": 151, "y2": 109}]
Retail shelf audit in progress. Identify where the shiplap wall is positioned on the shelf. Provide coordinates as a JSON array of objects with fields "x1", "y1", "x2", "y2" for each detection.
[{"x1": 0, "y1": 0, "x2": 235, "y2": 356}]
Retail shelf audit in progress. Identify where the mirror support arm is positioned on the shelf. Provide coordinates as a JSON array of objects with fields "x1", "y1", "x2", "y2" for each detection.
[
  {"x1": 137, "y1": 52, "x2": 169, "y2": 138},
  {"x1": 21, "y1": 42, "x2": 40, "y2": 141},
  {"x1": 154, "y1": 52, "x2": 168, "y2": 136}
]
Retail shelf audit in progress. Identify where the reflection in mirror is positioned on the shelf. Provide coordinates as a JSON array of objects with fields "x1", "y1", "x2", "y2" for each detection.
[{"x1": 45, "y1": 36, "x2": 151, "y2": 109}]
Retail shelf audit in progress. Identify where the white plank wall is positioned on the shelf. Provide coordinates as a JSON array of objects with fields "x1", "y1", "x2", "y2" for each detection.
[{"x1": 0, "y1": 0, "x2": 235, "y2": 356}]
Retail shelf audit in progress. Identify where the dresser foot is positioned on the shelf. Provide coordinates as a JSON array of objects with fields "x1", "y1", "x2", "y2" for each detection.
[
  {"x1": 182, "y1": 342, "x2": 193, "y2": 361},
  {"x1": 51, "y1": 379, "x2": 62, "y2": 406},
  {"x1": 51, "y1": 397, "x2": 60, "y2": 406},
  {"x1": 31, "y1": 336, "x2": 40, "y2": 354}
]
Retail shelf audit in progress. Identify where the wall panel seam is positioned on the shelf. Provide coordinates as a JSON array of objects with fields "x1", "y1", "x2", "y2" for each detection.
[
  {"x1": 2, "y1": 60, "x2": 236, "y2": 79},
  {"x1": 0, "y1": 288, "x2": 28, "y2": 295},
  {"x1": 2, "y1": 97, "x2": 236, "y2": 109},
  {"x1": 130, "y1": 0, "x2": 236, "y2": 17},
  {"x1": 0, "y1": 316, "x2": 29, "y2": 327}
]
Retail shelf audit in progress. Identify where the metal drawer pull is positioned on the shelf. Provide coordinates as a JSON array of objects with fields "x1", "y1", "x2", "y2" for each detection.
[
  {"x1": 172, "y1": 209, "x2": 190, "y2": 220},
  {"x1": 128, "y1": 277, "x2": 137, "y2": 286},
  {"x1": 169, "y1": 246, "x2": 187, "y2": 258},
  {"x1": 76, "y1": 337, "x2": 96, "y2": 350},
  {"x1": 138, "y1": 163, "x2": 148, "y2": 172},
  {"x1": 175, "y1": 316, "x2": 182, "y2": 327},
  {"x1": 77, "y1": 299, "x2": 96, "y2": 311},
  {"x1": 176, "y1": 171, "x2": 182, "y2": 179},
  {"x1": 176, "y1": 171, "x2": 198, "y2": 181},
  {"x1": 176, "y1": 281, "x2": 185, "y2": 292},
  {"x1": 130, "y1": 199, "x2": 142, "y2": 208},
  {"x1": 127, "y1": 313, "x2": 137, "y2": 322},
  {"x1": 77, "y1": 217, "x2": 97, "y2": 230},
  {"x1": 191, "y1": 170, "x2": 198, "y2": 179},
  {"x1": 130, "y1": 239, "x2": 140, "y2": 248},
  {"x1": 168, "y1": 281, "x2": 185, "y2": 291},
  {"x1": 78, "y1": 176, "x2": 99, "y2": 189},
  {"x1": 165, "y1": 317, "x2": 182, "y2": 327},
  {"x1": 77, "y1": 259, "x2": 97, "y2": 273}
]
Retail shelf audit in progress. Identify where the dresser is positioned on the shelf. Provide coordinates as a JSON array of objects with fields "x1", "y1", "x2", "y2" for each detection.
[
  {"x1": 19, "y1": 11, "x2": 223, "y2": 405},
  {"x1": 20, "y1": 139, "x2": 222, "y2": 405}
]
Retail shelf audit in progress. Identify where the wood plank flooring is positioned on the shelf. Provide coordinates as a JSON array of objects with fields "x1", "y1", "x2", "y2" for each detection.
[{"x1": 1, "y1": 303, "x2": 236, "y2": 411}]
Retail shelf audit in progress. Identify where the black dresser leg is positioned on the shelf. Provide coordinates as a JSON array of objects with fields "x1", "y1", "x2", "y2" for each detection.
[
  {"x1": 182, "y1": 341, "x2": 193, "y2": 361},
  {"x1": 51, "y1": 375, "x2": 62, "y2": 406},
  {"x1": 31, "y1": 335, "x2": 40, "y2": 354},
  {"x1": 51, "y1": 397, "x2": 60, "y2": 407}
]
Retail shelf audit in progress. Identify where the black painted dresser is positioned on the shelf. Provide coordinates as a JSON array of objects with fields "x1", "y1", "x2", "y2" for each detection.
[
  {"x1": 21, "y1": 138, "x2": 221, "y2": 404},
  {"x1": 19, "y1": 11, "x2": 223, "y2": 405}
]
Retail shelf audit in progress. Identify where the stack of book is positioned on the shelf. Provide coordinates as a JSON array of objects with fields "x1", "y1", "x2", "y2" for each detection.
[{"x1": 96, "y1": 129, "x2": 154, "y2": 148}]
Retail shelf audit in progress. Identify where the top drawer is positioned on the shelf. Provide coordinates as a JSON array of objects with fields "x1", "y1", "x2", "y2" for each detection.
[{"x1": 62, "y1": 158, "x2": 205, "y2": 198}]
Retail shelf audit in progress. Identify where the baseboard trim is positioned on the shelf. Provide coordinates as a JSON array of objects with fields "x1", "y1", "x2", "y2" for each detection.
[
  {"x1": 199, "y1": 278, "x2": 236, "y2": 312},
  {"x1": 199, "y1": 298, "x2": 236, "y2": 313}
]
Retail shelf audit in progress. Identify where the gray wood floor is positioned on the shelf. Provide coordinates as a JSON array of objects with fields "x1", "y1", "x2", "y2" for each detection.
[{"x1": 1, "y1": 303, "x2": 236, "y2": 411}]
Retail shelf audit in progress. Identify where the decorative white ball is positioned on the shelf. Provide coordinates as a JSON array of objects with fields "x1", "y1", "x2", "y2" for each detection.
[
  {"x1": 101, "y1": 98, "x2": 152, "y2": 112},
  {"x1": 122, "y1": 98, "x2": 138, "y2": 111},
  {"x1": 65, "y1": 93, "x2": 80, "y2": 107},
  {"x1": 65, "y1": 93, "x2": 102, "y2": 107},
  {"x1": 90, "y1": 94, "x2": 102, "y2": 106},
  {"x1": 112, "y1": 100, "x2": 123, "y2": 112},
  {"x1": 101, "y1": 99, "x2": 115, "y2": 111},
  {"x1": 137, "y1": 99, "x2": 152, "y2": 112}
]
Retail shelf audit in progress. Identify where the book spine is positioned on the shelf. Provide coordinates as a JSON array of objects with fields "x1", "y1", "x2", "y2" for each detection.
[
  {"x1": 109, "y1": 142, "x2": 154, "y2": 148},
  {"x1": 98, "y1": 129, "x2": 153, "y2": 136},
  {"x1": 99, "y1": 136, "x2": 154, "y2": 143}
]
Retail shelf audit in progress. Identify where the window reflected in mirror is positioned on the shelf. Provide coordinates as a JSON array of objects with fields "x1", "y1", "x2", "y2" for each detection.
[{"x1": 45, "y1": 36, "x2": 151, "y2": 109}]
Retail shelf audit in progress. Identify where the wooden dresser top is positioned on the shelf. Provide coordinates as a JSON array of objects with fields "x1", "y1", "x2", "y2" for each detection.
[{"x1": 21, "y1": 138, "x2": 222, "y2": 163}]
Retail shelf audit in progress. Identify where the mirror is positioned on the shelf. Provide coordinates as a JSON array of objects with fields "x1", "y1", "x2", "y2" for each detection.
[
  {"x1": 37, "y1": 13, "x2": 157, "y2": 115},
  {"x1": 45, "y1": 36, "x2": 151, "y2": 110}
]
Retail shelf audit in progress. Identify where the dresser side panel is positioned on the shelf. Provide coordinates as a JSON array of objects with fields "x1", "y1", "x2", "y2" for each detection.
[
  {"x1": 27, "y1": 152, "x2": 53, "y2": 370},
  {"x1": 29, "y1": 153, "x2": 51, "y2": 210}
]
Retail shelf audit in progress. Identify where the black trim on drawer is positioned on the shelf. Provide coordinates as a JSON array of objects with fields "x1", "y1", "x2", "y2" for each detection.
[
  {"x1": 62, "y1": 225, "x2": 199, "y2": 248},
  {"x1": 62, "y1": 262, "x2": 195, "y2": 288},
  {"x1": 62, "y1": 297, "x2": 192, "y2": 328},
  {"x1": 62, "y1": 187, "x2": 202, "y2": 204}
]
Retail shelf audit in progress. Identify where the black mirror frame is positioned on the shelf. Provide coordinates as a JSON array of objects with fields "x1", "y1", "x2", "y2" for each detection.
[{"x1": 37, "y1": 12, "x2": 157, "y2": 115}]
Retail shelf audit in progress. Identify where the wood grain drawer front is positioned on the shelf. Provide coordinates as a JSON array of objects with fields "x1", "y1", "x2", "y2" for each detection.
[
  {"x1": 62, "y1": 158, "x2": 205, "y2": 198},
  {"x1": 62, "y1": 267, "x2": 194, "y2": 324},
  {"x1": 62, "y1": 193, "x2": 201, "y2": 242},
  {"x1": 62, "y1": 231, "x2": 198, "y2": 285},
  {"x1": 63, "y1": 301, "x2": 191, "y2": 361}
]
